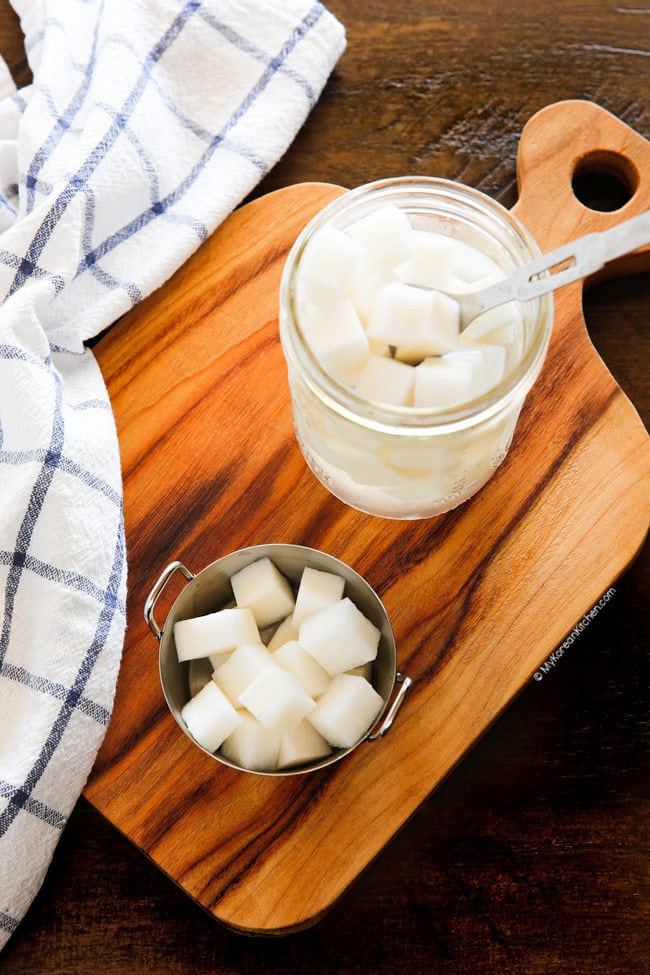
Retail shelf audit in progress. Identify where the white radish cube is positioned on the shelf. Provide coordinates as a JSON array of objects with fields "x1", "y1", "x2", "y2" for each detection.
[
  {"x1": 220, "y1": 712, "x2": 281, "y2": 772},
  {"x1": 444, "y1": 344, "x2": 506, "y2": 397},
  {"x1": 308, "y1": 674, "x2": 384, "y2": 749},
  {"x1": 180, "y1": 680, "x2": 241, "y2": 753},
  {"x1": 297, "y1": 224, "x2": 363, "y2": 302},
  {"x1": 448, "y1": 240, "x2": 502, "y2": 285},
  {"x1": 302, "y1": 299, "x2": 370, "y2": 384},
  {"x1": 299, "y1": 597, "x2": 380, "y2": 676},
  {"x1": 354, "y1": 354, "x2": 415, "y2": 406},
  {"x1": 231, "y1": 557, "x2": 295, "y2": 629},
  {"x1": 174, "y1": 607, "x2": 259, "y2": 662},
  {"x1": 368, "y1": 282, "x2": 460, "y2": 357},
  {"x1": 208, "y1": 649, "x2": 233, "y2": 671},
  {"x1": 413, "y1": 356, "x2": 474, "y2": 408},
  {"x1": 273, "y1": 640, "x2": 331, "y2": 698},
  {"x1": 278, "y1": 720, "x2": 332, "y2": 769},
  {"x1": 348, "y1": 263, "x2": 397, "y2": 323},
  {"x1": 213, "y1": 642, "x2": 275, "y2": 707},
  {"x1": 266, "y1": 614, "x2": 299, "y2": 651},
  {"x1": 238, "y1": 666, "x2": 316, "y2": 735},
  {"x1": 292, "y1": 567, "x2": 346, "y2": 628},
  {"x1": 346, "y1": 204, "x2": 417, "y2": 269},
  {"x1": 461, "y1": 301, "x2": 518, "y2": 342},
  {"x1": 397, "y1": 229, "x2": 457, "y2": 290},
  {"x1": 480, "y1": 342, "x2": 508, "y2": 389}
]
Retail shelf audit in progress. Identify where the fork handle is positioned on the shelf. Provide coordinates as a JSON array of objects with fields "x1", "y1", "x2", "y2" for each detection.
[{"x1": 479, "y1": 208, "x2": 650, "y2": 311}]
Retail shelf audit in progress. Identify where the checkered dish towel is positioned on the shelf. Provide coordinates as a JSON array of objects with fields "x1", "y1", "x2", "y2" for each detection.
[{"x1": 0, "y1": 0, "x2": 345, "y2": 946}]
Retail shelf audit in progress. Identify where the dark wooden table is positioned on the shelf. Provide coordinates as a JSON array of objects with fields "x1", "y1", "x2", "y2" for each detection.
[{"x1": 1, "y1": 3, "x2": 648, "y2": 973}]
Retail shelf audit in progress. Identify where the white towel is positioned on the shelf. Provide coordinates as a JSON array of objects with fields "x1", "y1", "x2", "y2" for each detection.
[{"x1": 0, "y1": 0, "x2": 345, "y2": 947}]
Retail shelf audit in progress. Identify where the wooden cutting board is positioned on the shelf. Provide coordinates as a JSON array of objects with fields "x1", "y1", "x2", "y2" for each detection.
[{"x1": 85, "y1": 100, "x2": 650, "y2": 935}]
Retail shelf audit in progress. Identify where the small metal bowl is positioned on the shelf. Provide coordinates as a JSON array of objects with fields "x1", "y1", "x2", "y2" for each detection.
[{"x1": 144, "y1": 543, "x2": 411, "y2": 776}]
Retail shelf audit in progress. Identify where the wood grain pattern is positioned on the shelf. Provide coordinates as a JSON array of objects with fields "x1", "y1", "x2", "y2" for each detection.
[
  {"x1": 83, "y1": 101, "x2": 650, "y2": 934},
  {"x1": 2, "y1": 4, "x2": 649, "y2": 971}
]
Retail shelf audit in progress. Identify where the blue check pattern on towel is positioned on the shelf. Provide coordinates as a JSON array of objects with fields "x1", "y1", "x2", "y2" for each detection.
[{"x1": 0, "y1": 0, "x2": 344, "y2": 946}]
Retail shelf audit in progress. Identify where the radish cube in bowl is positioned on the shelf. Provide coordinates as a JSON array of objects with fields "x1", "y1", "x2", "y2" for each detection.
[
  {"x1": 180, "y1": 681, "x2": 240, "y2": 753},
  {"x1": 231, "y1": 557, "x2": 295, "y2": 629},
  {"x1": 238, "y1": 666, "x2": 316, "y2": 735},
  {"x1": 220, "y1": 713, "x2": 281, "y2": 773},
  {"x1": 299, "y1": 597, "x2": 380, "y2": 676},
  {"x1": 308, "y1": 674, "x2": 384, "y2": 749}
]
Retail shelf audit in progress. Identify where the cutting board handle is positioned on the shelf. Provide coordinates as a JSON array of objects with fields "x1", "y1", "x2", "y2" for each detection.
[{"x1": 513, "y1": 99, "x2": 650, "y2": 277}]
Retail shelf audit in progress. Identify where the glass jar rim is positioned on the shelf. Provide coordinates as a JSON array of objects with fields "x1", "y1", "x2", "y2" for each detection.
[{"x1": 279, "y1": 176, "x2": 554, "y2": 436}]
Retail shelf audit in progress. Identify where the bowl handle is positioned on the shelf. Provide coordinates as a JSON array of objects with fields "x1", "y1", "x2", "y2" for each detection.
[
  {"x1": 367, "y1": 672, "x2": 413, "y2": 741},
  {"x1": 144, "y1": 561, "x2": 195, "y2": 641}
]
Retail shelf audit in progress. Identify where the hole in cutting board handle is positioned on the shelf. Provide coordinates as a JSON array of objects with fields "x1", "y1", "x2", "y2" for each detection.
[{"x1": 571, "y1": 149, "x2": 639, "y2": 212}]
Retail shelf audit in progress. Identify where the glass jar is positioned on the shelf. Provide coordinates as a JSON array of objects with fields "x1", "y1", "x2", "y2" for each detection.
[{"x1": 279, "y1": 177, "x2": 553, "y2": 519}]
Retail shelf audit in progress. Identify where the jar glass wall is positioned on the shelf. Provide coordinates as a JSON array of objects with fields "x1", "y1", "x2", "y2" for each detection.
[{"x1": 279, "y1": 178, "x2": 554, "y2": 520}]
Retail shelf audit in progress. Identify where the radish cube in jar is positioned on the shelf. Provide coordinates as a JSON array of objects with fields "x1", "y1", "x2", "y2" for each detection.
[
  {"x1": 297, "y1": 223, "x2": 363, "y2": 302},
  {"x1": 355, "y1": 354, "x2": 415, "y2": 406},
  {"x1": 367, "y1": 281, "x2": 460, "y2": 355},
  {"x1": 413, "y1": 356, "x2": 474, "y2": 408},
  {"x1": 302, "y1": 300, "x2": 370, "y2": 385},
  {"x1": 346, "y1": 204, "x2": 417, "y2": 269}
]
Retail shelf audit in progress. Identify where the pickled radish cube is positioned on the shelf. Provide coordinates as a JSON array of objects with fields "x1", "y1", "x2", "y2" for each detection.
[
  {"x1": 266, "y1": 614, "x2": 299, "y2": 651},
  {"x1": 292, "y1": 567, "x2": 346, "y2": 628},
  {"x1": 448, "y1": 241, "x2": 502, "y2": 285},
  {"x1": 231, "y1": 557, "x2": 295, "y2": 629},
  {"x1": 302, "y1": 299, "x2": 370, "y2": 384},
  {"x1": 368, "y1": 282, "x2": 460, "y2": 355},
  {"x1": 480, "y1": 342, "x2": 508, "y2": 387},
  {"x1": 346, "y1": 204, "x2": 417, "y2": 269},
  {"x1": 444, "y1": 343, "x2": 506, "y2": 397},
  {"x1": 272, "y1": 640, "x2": 331, "y2": 698},
  {"x1": 180, "y1": 680, "x2": 241, "y2": 753},
  {"x1": 213, "y1": 642, "x2": 275, "y2": 706},
  {"x1": 220, "y1": 712, "x2": 281, "y2": 772},
  {"x1": 397, "y1": 229, "x2": 457, "y2": 290},
  {"x1": 238, "y1": 666, "x2": 316, "y2": 734},
  {"x1": 297, "y1": 224, "x2": 363, "y2": 302},
  {"x1": 461, "y1": 302, "x2": 519, "y2": 342},
  {"x1": 278, "y1": 720, "x2": 332, "y2": 769},
  {"x1": 348, "y1": 263, "x2": 397, "y2": 323},
  {"x1": 299, "y1": 597, "x2": 380, "y2": 676},
  {"x1": 355, "y1": 354, "x2": 415, "y2": 406},
  {"x1": 413, "y1": 356, "x2": 474, "y2": 408},
  {"x1": 208, "y1": 649, "x2": 232, "y2": 671},
  {"x1": 479, "y1": 321, "x2": 524, "y2": 372},
  {"x1": 174, "y1": 607, "x2": 259, "y2": 662},
  {"x1": 308, "y1": 674, "x2": 384, "y2": 749}
]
